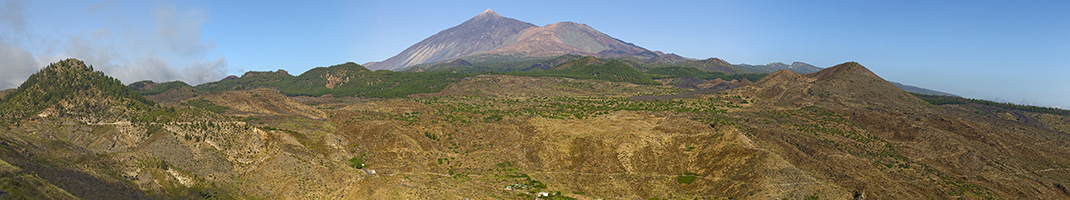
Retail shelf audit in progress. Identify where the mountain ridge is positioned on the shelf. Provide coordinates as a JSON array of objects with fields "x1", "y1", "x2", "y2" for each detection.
[
  {"x1": 735, "y1": 61, "x2": 822, "y2": 73},
  {"x1": 364, "y1": 9, "x2": 536, "y2": 70}
]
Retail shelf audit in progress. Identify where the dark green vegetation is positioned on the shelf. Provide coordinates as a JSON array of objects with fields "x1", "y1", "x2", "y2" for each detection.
[
  {"x1": 182, "y1": 56, "x2": 767, "y2": 98},
  {"x1": 499, "y1": 59, "x2": 659, "y2": 85},
  {"x1": 129, "y1": 81, "x2": 194, "y2": 96},
  {"x1": 645, "y1": 67, "x2": 766, "y2": 82},
  {"x1": 180, "y1": 99, "x2": 229, "y2": 114},
  {"x1": 676, "y1": 172, "x2": 699, "y2": 184},
  {"x1": 0, "y1": 59, "x2": 153, "y2": 122},
  {"x1": 348, "y1": 157, "x2": 365, "y2": 169},
  {"x1": 413, "y1": 54, "x2": 569, "y2": 73},
  {"x1": 0, "y1": 59, "x2": 246, "y2": 199},
  {"x1": 195, "y1": 62, "x2": 474, "y2": 98},
  {"x1": 455, "y1": 55, "x2": 770, "y2": 85},
  {"x1": 422, "y1": 55, "x2": 768, "y2": 86},
  {"x1": 416, "y1": 54, "x2": 767, "y2": 75},
  {"x1": 913, "y1": 93, "x2": 1070, "y2": 116}
]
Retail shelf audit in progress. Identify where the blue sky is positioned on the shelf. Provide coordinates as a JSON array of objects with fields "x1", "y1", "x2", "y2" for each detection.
[{"x1": 1, "y1": 0, "x2": 1068, "y2": 108}]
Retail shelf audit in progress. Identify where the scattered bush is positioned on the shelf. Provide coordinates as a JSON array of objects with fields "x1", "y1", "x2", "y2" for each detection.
[{"x1": 348, "y1": 157, "x2": 365, "y2": 169}]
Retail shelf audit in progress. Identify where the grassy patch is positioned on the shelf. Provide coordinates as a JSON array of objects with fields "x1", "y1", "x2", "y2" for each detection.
[
  {"x1": 182, "y1": 99, "x2": 229, "y2": 114},
  {"x1": 677, "y1": 172, "x2": 700, "y2": 184}
]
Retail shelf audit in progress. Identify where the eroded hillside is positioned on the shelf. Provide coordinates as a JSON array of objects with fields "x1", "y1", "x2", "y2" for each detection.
[{"x1": 1, "y1": 59, "x2": 1068, "y2": 199}]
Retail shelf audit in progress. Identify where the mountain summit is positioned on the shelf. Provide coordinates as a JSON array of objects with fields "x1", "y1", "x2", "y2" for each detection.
[
  {"x1": 478, "y1": 8, "x2": 497, "y2": 17},
  {"x1": 365, "y1": 10, "x2": 661, "y2": 70},
  {"x1": 364, "y1": 10, "x2": 536, "y2": 70}
]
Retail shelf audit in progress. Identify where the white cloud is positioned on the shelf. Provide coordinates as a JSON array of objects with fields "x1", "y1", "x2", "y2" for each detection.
[
  {"x1": 153, "y1": 4, "x2": 213, "y2": 59},
  {"x1": 0, "y1": 1, "x2": 227, "y2": 89},
  {"x1": 0, "y1": 41, "x2": 40, "y2": 89}
]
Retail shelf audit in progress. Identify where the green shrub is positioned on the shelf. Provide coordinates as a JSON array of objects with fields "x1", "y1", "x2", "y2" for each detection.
[
  {"x1": 645, "y1": 66, "x2": 767, "y2": 82},
  {"x1": 676, "y1": 175, "x2": 696, "y2": 184},
  {"x1": 348, "y1": 157, "x2": 365, "y2": 169}
]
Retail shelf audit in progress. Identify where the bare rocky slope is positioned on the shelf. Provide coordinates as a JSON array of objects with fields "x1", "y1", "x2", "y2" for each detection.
[
  {"x1": 2, "y1": 59, "x2": 1069, "y2": 199},
  {"x1": 723, "y1": 62, "x2": 1070, "y2": 199},
  {"x1": 364, "y1": 9, "x2": 536, "y2": 70}
]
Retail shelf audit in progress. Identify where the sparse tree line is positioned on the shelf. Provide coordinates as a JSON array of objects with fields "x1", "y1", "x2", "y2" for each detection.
[{"x1": 912, "y1": 93, "x2": 1069, "y2": 116}]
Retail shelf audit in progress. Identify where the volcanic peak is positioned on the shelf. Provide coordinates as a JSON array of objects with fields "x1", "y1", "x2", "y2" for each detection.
[
  {"x1": 810, "y1": 61, "x2": 879, "y2": 80},
  {"x1": 364, "y1": 9, "x2": 535, "y2": 70},
  {"x1": 368, "y1": 9, "x2": 659, "y2": 70},
  {"x1": 741, "y1": 62, "x2": 927, "y2": 109},
  {"x1": 478, "y1": 9, "x2": 498, "y2": 17},
  {"x1": 752, "y1": 68, "x2": 804, "y2": 85}
]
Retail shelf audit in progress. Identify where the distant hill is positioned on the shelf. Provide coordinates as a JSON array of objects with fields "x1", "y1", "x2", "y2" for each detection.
[
  {"x1": 733, "y1": 62, "x2": 956, "y2": 97},
  {"x1": 551, "y1": 56, "x2": 604, "y2": 70},
  {"x1": 196, "y1": 62, "x2": 473, "y2": 98},
  {"x1": 737, "y1": 62, "x2": 929, "y2": 109},
  {"x1": 130, "y1": 80, "x2": 193, "y2": 96},
  {"x1": 0, "y1": 88, "x2": 13, "y2": 99},
  {"x1": 410, "y1": 54, "x2": 585, "y2": 73},
  {"x1": 889, "y1": 81, "x2": 959, "y2": 97},
  {"x1": 129, "y1": 80, "x2": 206, "y2": 104},
  {"x1": 735, "y1": 61, "x2": 822, "y2": 73},
  {"x1": 365, "y1": 9, "x2": 680, "y2": 71},
  {"x1": 193, "y1": 57, "x2": 767, "y2": 99},
  {"x1": 673, "y1": 58, "x2": 745, "y2": 73},
  {"x1": 412, "y1": 54, "x2": 763, "y2": 76}
]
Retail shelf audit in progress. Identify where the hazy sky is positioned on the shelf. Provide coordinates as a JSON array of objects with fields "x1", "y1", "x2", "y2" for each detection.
[{"x1": 1, "y1": 0, "x2": 1067, "y2": 108}]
